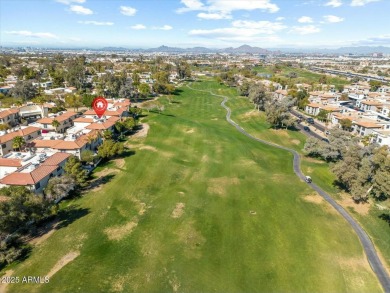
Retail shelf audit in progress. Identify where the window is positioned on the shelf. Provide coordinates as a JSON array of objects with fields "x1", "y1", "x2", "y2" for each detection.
[
  {"x1": 35, "y1": 182, "x2": 41, "y2": 189},
  {"x1": 378, "y1": 138, "x2": 382, "y2": 143},
  {"x1": 1, "y1": 144, "x2": 5, "y2": 148},
  {"x1": 57, "y1": 166, "x2": 61, "y2": 172}
]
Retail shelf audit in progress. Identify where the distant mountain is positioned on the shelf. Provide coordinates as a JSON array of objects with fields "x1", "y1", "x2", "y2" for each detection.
[
  {"x1": 100, "y1": 46, "x2": 129, "y2": 51},
  {"x1": 142, "y1": 44, "x2": 273, "y2": 54},
  {"x1": 222, "y1": 44, "x2": 271, "y2": 54},
  {"x1": 96, "y1": 45, "x2": 390, "y2": 55}
]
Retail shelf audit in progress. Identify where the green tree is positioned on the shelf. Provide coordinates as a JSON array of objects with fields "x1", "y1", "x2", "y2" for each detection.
[
  {"x1": 238, "y1": 81, "x2": 251, "y2": 97},
  {"x1": 10, "y1": 81, "x2": 37, "y2": 102},
  {"x1": 369, "y1": 80, "x2": 382, "y2": 92},
  {"x1": 176, "y1": 61, "x2": 191, "y2": 80},
  {"x1": 82, "y1": 94, "x2": 95, "y2": 108},
  {"x1": 64, "y1": 156, "x2": 88, "y2": 187},
  {"x1": 0, "y1": 186, "x2": 51, "y2": 234},
  {"x1": 132, "y1": 72, "x2": 140, "y2": 87},
  {"x1": 340, "y1": 118, "x2": 352, "y2": 131},
  {"x1": 97, "y1": 140, "x2": 124, "y2": 160},
  {"x1": 317, "y1": 109, "x2": 330, "y2": 122},
  {"x1": 102, "y1": 130, "x2": 113, "y2": 140},
  {"x1": 248, "y1": 84, "x2": 269, "y2": 111},
  {"x1": 80, "y1": 149, "x2": 95, "y2": 163},
  {"x1": 12, "y1": 136, "x2": 25, "y2": 151},
  {"x1": 45, "y1": 175, "x2": 76, "y2": 201},
  {"x1": 65, "y1": 94, "x2": 82, "y2": 111},
  {"x1": 51, "y1": 119, "x2": 60, "y2": 130},
  {"x1": 138, "y1": 83, "x2": 151, "y2": 98}
]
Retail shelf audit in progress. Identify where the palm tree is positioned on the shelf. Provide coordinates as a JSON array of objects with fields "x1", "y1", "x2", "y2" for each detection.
[
  {"x1": 12, "y1": 136, "x2": 25, "y2": 151},
  {"x1": 51, "y1": 119, "x2": 60, "y2": 131}
]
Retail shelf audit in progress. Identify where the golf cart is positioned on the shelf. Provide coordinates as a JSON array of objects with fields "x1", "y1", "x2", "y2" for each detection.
[{"x1": 305, "y1": 176, "x2": 312, "y2": 183}]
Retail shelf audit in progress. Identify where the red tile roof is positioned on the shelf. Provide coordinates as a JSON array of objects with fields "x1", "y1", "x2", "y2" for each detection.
[
  {"x1": 0, "y1": 158, "x2": 22, "y2": 167},
  {"x1": 0, "y1": 127, "x2": 41, "y2": 144},
  {"x1": 0, "y1": 165, "x2": 57, "y2": 185},
  {"x1": 41, "y1": 153, "x2": 71, "y2": 166},
  {"x1": 0, "y1": 108, "x2": 19, "y2": 119}
]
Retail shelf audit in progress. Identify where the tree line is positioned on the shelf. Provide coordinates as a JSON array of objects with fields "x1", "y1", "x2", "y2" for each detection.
[{"x1": 304, "y1": 128, "x2": 390, "y2": 202}]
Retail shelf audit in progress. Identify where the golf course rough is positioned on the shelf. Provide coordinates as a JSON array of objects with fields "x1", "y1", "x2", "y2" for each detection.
[{"x1": 3, "y1": 80, "x2": 383, "y2": 293}]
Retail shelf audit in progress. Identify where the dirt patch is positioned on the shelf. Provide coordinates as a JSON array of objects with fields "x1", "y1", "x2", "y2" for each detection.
[
  {"x1": 239, "y1": 110, "x2": 260, "y2": 121},
  {"x1": 29, "y1": 220, "x2": 59, "y2": 246},
  {"x1": 169, "y1": 274, "x2": 181, "y2": 292},
  {"x1": 114, "y1": 158, "x2": 125, "y2": 169},
  {"x1": 305, "y1": 167, "x2": 313, "y2": 174},
  {"x1": 0, "y1": 196, "x2": 10, "y2": 202},
  {"x1": 304, "y1": 157, "x2": 326, "y2": 164},
  {"x1": 132, "y1": 123, "x2": 149, "y2": 139},
  {"x1": 303, "y1": 194, "x2": 324, "y2": 204},
  {"x1": 185, "y1": 128, "x2": 195, "y2": 134},
  {"x1": 95, "y1": 168, "x2": 119, "y2": 177},
  {"x1": 176, "y1": 221, "x2": 206, "y2": 259},
  {"x1": 0, "y1": 270, "x2": 14, "y2": 292},
  {"x1": 207, "y1": 177, "x2": 240, "y2": 196},
  {"x1": 201, "y1": 155, "x2": 209, "y2": 163},
  {"x1": 337, "y1": 194, "x2": 370, "y2": 215},
  {"x1": 270, "y1": 129, "x2": 289, "y2": 137},
  {"x1": 105, "y1": 218, "x2": 138, "y2": 241},
  {"x1": 178, "y1": 191, "x2": 185, "y2": 196},
  {"x1": 291, "y1": 139, "x2": 301, "y2": 145},
  {"x1": 130, "y1": 198, "x2": 148, "y2": 216},
  {"x1": 171, "y1": 203, "x2": 185, "y2": 219},
  {"x1": 211, "y1": 118, "x2": 218, "y2": 121},
  {"x1": 47, "y1": 251, "x2": 80, "y2": 279},
  {"x1": 139, "y1": 145, "x2": 157, "y2": 152}
]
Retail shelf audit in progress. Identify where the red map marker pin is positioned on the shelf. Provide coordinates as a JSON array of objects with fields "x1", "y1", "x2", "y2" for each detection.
[{"x1": 92, "y1": 96, "x2": 108, "y2": 118}]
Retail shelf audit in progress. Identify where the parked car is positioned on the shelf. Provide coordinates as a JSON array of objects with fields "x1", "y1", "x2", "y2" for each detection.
[
  {"x1": 305, "y1": 176, "x2": 312, "y2": 183},
  {"x1": 298, "y1": 114, "x2": 303, "y2": 119},
  {"x1": 303, "y1": 126, "x2": 310, "y2": 132},
  {"x1": 325, "y1": 130, "x2": 330, "y2": 136},
  {"x1": 322, "y1": 138, "x2": 329, "y2": 143},
  {"x1": 307, "y1": 118, "x2": 315, "y2": 124}
]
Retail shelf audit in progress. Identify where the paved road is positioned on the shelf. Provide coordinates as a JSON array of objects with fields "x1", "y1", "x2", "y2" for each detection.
[
  {"x1": 188, "y1": 85, "x2": 390, "y2": 292},
  {"x1": 290, "y1": 109, "x2": 326, "y2": 132}
]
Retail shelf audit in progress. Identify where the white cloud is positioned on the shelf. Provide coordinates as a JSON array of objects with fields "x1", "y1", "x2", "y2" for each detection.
[
  {"x1": 177, "y1": 0, "x2": 205, "y2": 13},
  {"x1": 207, "y1": 0, "x2": 279, "y2": 13},
  {"x1": 298, "y1": 16, "x2": 314, "y2": 23},
  {"x1": 290, "y1": 25, "x2": 321, "y2": 34},
  {"x1": 189, "y1": 19, "x2": 286, "y2": 42},
  {"x1": 276, "y1": 16, "x2": 285, "y2": 21},
  {"x1": 130, "y1": 24, "x2": 147, "y2": 30},
  {"x1": 232, "y1": 20, "x2": 287, "y2": 34},
  {"x1": 69, "y1": 5, "x2": 93, "y2": 15},
  {"x1": 323, "y1": 15, "x2": 344, "y2": 23},
  {"x1": 5, "y1": 30, "x2": 58, "y2": 39},
  {"x1": 350, "y1": 0, "x2": 380, "y2": 6},
  {"x1": 353, "y1": 34, "x2": 390, "y2": 45},
  {"x1": 78, "y1": 21, "x2": 114, "y2": 26},
  {"x1": 324, "y1": 0, "x2": 343, "y2": 7},
  {"x1": 177, "y1": 0, "x2": 279, "y2": 18},
  {"x1": 55, "y1": 0, "x2": 85, "y2": 4},
  {"x1": 197, "y1": 12, "x2": 231, "y2": 19},
  {"x1": 153, "y1": 25, "x2": 173, "y2": 30},
  {"x1": 120, "y1": 6, "x2": 137, "y2": 16}
]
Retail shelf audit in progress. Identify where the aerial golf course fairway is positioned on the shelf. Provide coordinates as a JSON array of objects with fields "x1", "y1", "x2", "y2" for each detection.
[{"x1": 4, "y1": 80, "x2": 382, "y2": 293}]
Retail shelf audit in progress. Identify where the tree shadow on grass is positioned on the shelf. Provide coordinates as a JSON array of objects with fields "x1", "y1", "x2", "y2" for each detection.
[
  {"x1": 379, "y1": 213, "x2": 390, "y2": 227},
  {"x1": 86, "y1": 174, "x2": 116, "y2": 192},
  {"x1": 56, "y1": 206, "x2": 90, "y2": 229},
  {"x1": 149, "y1": 110, "x2": 175, "y2": 117}
]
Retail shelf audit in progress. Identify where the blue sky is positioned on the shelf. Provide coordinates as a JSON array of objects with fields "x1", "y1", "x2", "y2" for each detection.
[{"x1": 1, "y1": 0, "x2": 389, "y2": 48}]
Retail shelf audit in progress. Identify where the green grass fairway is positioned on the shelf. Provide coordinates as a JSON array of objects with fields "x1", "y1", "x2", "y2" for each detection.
[{"x1": 3, "y1": 81, "x2": 383, "y2": 293}]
